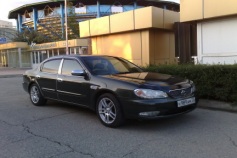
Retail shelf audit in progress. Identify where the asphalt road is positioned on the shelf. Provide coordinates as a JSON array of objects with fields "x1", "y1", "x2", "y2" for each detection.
[{"x1": 0, "y1": 77, "x2": 237, "y2": 158}]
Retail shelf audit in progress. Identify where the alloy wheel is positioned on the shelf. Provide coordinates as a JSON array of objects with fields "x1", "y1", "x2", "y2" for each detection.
[
  {"x1": 30, "y1": 85, "x2": 40, "y2": 104},
  {"x1": 98, "y1": 97, "x2": 117, "y2": 124}
]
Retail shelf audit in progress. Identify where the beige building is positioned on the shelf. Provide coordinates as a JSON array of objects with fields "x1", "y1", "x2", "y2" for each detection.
[
  {"x1": 1, "y1": 6, "x2": 180, "y2": 68},
  {"x1": 80, "y1": 6, "x2": 179, "y2": 66},
  {"x1": 3, "y1": 1, "x2": 236, "y2": 68},
  {"x1": 180, "y1": 0, "x2": 237, "y2": 64},
  {"x1": 1, "y1": 5, "x2": 180, "y2": 68},
  {"x1": 0, "y1": 39, "x2": 88, "y2": 68},
  {"x1": 1, "y1": 0, "x2": 180, "y2": 68}
]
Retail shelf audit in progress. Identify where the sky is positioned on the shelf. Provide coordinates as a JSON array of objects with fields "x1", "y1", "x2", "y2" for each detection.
[
  {"x1": 0, "y1": 0, "x2": 46, "y2": 24},
  {"x1": 0, "y1": 0, "x2": 180, "y2": 26}
]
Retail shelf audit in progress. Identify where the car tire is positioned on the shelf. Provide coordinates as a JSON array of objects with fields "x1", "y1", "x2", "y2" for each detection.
[
  {"x1": 96, "y1": 93, "x2": 124, "y2": 128},
  {"x1": 29, "y1": 83, "x2": 47, "y2": 106}
]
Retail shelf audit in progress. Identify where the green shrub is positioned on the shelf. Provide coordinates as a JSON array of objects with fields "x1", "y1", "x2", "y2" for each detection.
[{"x1": 144, "y1": 64, "x2": 237, "y2": 103}]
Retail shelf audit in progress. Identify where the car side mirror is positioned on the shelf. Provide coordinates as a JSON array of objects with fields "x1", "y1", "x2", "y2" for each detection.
[{"x1": 71, "y1": 70, "x2": 87, "y2": 76}]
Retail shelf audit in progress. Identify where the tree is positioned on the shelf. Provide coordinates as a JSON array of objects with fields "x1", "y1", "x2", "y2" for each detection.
[
  {"x1": 11, "y1": 30, "x2": 52, "y2": 44},
  {"x1": 67, "y1": 2, "x2": 80, "y2": 39}
]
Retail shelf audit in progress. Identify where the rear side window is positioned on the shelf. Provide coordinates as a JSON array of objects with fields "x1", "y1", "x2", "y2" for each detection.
[
  {"x1": 41, "y1": 59, "x2": 61, "y2": 74},
  {"x1": 61, "y1": 59, "x2": 83, "y2": 75}
]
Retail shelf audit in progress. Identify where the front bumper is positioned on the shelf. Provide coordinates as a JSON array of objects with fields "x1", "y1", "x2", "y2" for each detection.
[{"x1": 119, "y1": 96, "x2": 198, "y2": 119}]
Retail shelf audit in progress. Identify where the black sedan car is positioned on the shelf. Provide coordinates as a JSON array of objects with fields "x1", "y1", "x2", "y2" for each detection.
[{"x1": 23, "y1": 55, "x2": 198, "y2": 127}]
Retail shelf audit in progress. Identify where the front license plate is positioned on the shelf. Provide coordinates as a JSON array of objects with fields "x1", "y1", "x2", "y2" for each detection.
[{"x1": 177, "y1": 97, "x2": 195, "y2": 107}]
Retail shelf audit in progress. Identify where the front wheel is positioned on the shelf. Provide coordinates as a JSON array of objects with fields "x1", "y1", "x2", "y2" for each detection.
[
  {"x1": 96, "y1": 93, "x2": 124, "y2": 128},
  {"x1": 30, "y1": 83, "x2": 47, "y2": 106}
]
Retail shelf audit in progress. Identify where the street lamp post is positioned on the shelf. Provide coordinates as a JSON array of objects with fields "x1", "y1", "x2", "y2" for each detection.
[{"x1": 64, "y1": 0, "x2": 69, "y2": 55}]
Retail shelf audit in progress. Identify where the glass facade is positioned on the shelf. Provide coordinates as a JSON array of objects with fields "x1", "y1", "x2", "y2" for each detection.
[
  {"x1": 21, "y1": 49, "x2": 31, "y2": 67},
  {"x1": 8, "y1": 49, "x2": 19, "y2": 68},
  {"x1": 0, "y1": 50, "x2": 8, "y2": 67},
  {"x1": 31, "y1": 46, "x2": 88, "y2": 68},
  {"x1": 0, "y1": 48, "x2": 31, "y2": 68}
]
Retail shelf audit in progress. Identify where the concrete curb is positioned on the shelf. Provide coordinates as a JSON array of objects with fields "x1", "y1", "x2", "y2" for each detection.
[
  {"x1": 198, "y1": 99, "x2": 237, "y2": 113},
  {"x1": 0, "y1": 74, "x2": 23, "y2": 78},
  {"x1": 0, "y1": 68, "x2": 28, "y2": 78}
]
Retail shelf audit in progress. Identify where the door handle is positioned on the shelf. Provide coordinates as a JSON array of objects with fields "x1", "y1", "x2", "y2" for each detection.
[{"x1": 57, "y1": 78, "x2": 63, "y2": 82}]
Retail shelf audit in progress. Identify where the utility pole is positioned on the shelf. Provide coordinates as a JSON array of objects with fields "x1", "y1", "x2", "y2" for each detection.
[{"x1": 64, "y1": 0, "x2": 69, "y2": 54}]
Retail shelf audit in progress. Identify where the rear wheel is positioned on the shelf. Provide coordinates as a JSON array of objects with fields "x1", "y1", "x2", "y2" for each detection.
[
  {"x1": 30, "y1": 83, "x2": 47, "y2": 106},
  {"x1": 96, "y1": 93, "x2": 124, "y2": 128}
]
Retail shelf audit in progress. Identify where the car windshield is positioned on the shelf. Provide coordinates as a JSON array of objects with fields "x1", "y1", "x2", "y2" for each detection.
[{"x1": 80, "y1": 56, "x2": 143, "y2": 75}]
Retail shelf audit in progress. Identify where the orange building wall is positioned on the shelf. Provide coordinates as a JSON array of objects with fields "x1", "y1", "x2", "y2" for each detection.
[
  {"x1": 181, "y1": 0, "x2": 237, "y2": 22},
  {"x1": 79, "y1": 6, "x2": 179, "y2": 66},
  {"x1": 91, "y1": 30, "x2": 176, "y2": 66}
]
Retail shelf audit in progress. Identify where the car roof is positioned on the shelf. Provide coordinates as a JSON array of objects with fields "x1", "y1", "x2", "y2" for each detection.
[{"x1": 47, "y1": 55, "x2": 118, "y2": 60}]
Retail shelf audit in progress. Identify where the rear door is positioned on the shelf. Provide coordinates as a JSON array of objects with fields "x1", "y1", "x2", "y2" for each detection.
[
  {"x1": 36, "y1": 59, "x2": 62, "y2": 99},
  {"x1": 57, "y1": 58, "x2": 90, "y2": 106}
]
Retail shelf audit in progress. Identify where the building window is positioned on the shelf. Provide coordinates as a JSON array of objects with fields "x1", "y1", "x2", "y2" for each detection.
[
  {"x1": 75, "y1": 3, "x2": 86, "y2": 14},
  {"x1": 44, "y1": 5, "x2": 54, "y2": 17},
  {"x1": 41, "y1": 51, "x2": 48, "y2": 62},
  {"x1": 58, "y1": 48, "x2": 66, "y2": 56},
  {"x1": 21, "y1": 50, "x2": 31, "y2": 67},
  {"x1": 24, "y1": 10, "x2": 32, "y2": 21},
  {"x1": 111, "y1": 5, "x2": 123, "y2": 13}
]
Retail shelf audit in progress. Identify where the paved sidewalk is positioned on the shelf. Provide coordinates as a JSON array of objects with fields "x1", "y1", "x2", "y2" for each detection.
[
  {"x1": 0, "y1": 67, "x2": 30, "y2": 78},
  {"x1": 0, "y1": 67, "x2": 236, "y2": 113}
]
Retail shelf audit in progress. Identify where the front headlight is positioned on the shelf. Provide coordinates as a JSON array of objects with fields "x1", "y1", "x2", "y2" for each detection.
[{"x1": 134, "y1": 89, "x2": 168, "y2": 99}]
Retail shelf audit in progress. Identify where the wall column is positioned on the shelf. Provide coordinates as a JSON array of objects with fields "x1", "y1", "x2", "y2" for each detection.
[
  {"x1": 33, "y1": 8, "x2": 38, "y2": 31},
  {"x1": 17, "y1": 14, "x2": 23, "y2": 32},
  {"x1": 33, "y1": 52, "x2": 36, "y2": 64},
  {"x1": 37, "y1": 51, "x2": 40, "y2": 63},
  {"x1": 134, "y1": 1, "x2": 137, "y2": 9},
  {"x1": 60, "y1": 3, "x2": 65, "y2": 38},
  {"x1": 18, "y1": 48, "x2": 22, "y2": 68},
  {"x1": 30, "y1": 52, "x2": 33, "y2": 67},
  {"x1": 16, "y1": 19, "x2": 19, "y2": 32},
  {"x1": 7, "y1": 50, "x2": 9, "y2": 67},
  {"x1": 97, "y1": 0, "x2": 101, "y2": 18},
  {"x1": 74, "y1": 48, "x2": 77, "y2": 54}
]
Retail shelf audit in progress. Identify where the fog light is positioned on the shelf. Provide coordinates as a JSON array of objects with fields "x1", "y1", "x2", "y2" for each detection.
[{"x1": 139, "y1": 111, "x2": 160, "y2": 117}]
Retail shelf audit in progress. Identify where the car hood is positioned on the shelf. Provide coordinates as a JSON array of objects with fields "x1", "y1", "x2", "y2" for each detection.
[{"x1": 104, "y1": 72, "x2": 191, "y2": 92}]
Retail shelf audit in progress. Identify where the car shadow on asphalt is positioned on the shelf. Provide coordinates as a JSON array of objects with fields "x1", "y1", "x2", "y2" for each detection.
[
  {"x1": 122, "y1": 114, "x2": 198, "y2": 130},
  {"x1": 44, "y1": 100, "x2": 199, "y2": 131}
]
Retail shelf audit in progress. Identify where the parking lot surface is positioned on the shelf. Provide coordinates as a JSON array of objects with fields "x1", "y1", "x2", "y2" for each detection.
[{"x1": 0, "y1": 77, "x2": 237, "y2": 158}]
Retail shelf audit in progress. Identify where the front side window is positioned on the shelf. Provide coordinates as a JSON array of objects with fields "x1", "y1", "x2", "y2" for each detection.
[
  {"x1": 41, "y1": 59, "x2": 61, "y2": 74},
  {"x1": 61, "y1": 59, "x2": 83, "y2": 75}
]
